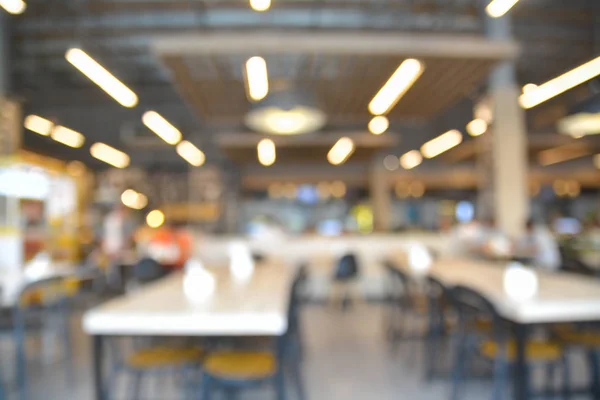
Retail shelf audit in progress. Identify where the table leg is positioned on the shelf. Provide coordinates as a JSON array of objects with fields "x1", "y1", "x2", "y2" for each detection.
[
  {"x1": 513, "y1": 323, "x2": 530, "y2": 400},
  {"x1": 92, "y1": 335, "x2": 106, "y2": 400},
  {"x1": 587, "y1": 350, "x2": 600, "y2": 399}
]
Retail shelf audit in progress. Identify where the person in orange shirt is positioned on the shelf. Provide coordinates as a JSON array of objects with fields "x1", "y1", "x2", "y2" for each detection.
[{"x1": 146, "y1": 223, "x2": 193, "y2": 270}]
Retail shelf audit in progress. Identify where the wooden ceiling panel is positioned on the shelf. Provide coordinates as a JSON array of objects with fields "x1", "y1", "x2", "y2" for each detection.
[{"x1": 161, "y1": 54, "x2": 498, "y2": 123}]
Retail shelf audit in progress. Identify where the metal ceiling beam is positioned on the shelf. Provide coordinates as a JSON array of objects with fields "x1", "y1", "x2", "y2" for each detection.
[
  {"x1": 15, "y1": 8, "x2": 481, "y2": 34},
  {"x1": 151, "y1": 31, "x2": 519, "y2": 60}
]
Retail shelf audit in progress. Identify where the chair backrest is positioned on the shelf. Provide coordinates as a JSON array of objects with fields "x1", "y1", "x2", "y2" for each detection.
[
  {"x1": 278, "y1": 264, "x2": 309, "y2": 357},
  {"x1": 334, "y1": 253, "x2": 359, "y2": 281},
  {"x1": 447, "y1": 285, "x2": 501, "y2": 331},
  {"x1": 17, "y1": 276, "x2": 75, "y2": 310},
  {"x1": 133, "y1": 257, "x2": 169, "y2": 284}
]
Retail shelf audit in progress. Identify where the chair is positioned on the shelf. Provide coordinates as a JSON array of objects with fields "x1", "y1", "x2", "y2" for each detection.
[
  {"x1": 423, "y1": 275, "x2": 452, "y2": 381},
  {"x1": 448, "y1": 285, "x2": 569, "y2": 400},
  {"x1": 554, "y1": 323, "x2": 600, "y2": 398},
  {"x1": 12, "y1": 275, "x2": 79, "y2": 400},
  {"x1": 199, "y1": 266, "x2": 308, "y2": 400},
  {"x1": 384, "y1": 262, "x2": 428, "y2": 342},
  {"x1": 330, "y1": 253, "x2": 360, "y2": 310},
  {"x1": 105, "y1": 257, "x2": 202, "y2": 400}
]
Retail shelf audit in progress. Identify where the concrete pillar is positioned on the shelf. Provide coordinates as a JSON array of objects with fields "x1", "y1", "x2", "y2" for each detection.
[
  {"x1": 370, "y1": 159, "x2": 392, "y2": 232},
  {"x1": 484, "y1": 15, "x2": 529, "y2": 237}
]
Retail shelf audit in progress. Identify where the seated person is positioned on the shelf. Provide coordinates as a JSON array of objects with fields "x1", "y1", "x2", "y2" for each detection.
[{"x1": 515, "y1": 219, "x2": 561, "y2": 271}]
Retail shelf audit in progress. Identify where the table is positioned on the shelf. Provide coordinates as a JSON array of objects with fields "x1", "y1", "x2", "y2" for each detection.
[
  {"x1": 389, "y1": 257, "x2": 600, "y2": 400},
  {"x1": 82, "y1": 263, "x2": 296, "y2": 400}
]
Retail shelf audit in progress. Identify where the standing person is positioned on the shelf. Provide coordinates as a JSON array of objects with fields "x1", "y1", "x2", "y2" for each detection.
[
  {"x1": 515, "y1": 219, "x2": 561, "y2": 271},
  {"x1": 102, "y1": 204, "x2": 136, "y2": 290}
]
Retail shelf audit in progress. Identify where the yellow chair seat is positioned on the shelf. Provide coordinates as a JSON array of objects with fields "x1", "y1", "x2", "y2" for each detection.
[
  {"x1": 126, "y1": 347, "x2": 203, "y2": 369},
  {"x1": 557, "y1": 330, "x2": 600, "y2": 348},
  {"x1": 480, "y1": 340, "x2": 562, "y2": 361},
  {"x1": 204, "y1": 351, "x2": 276, "y2": 380}
]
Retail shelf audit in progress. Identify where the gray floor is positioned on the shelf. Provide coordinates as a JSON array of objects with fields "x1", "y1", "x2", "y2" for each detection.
[{"x1": 2, "y1": 303, "x2": 595, "y2": 399}]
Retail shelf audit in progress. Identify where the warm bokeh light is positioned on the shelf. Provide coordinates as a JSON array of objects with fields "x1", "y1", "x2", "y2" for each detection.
[
  {"x1": 395, "y1": 182, "x2": 410, "y2": 199},
  {"x1": 566, "y1": 181, "x2": 581, "y2": 198},
  {"x1": 369, "y1": 59, "x2": 423, "y2": 116},
  {"x1": 121, "y1": 189, "x2": 148, "y2": 210},
  {"x1": 65, "y1": 48, "x2": 138, "y2": 108},
  {"x1": 0, "y1": 0, "x2": 26, "y2": 14},
  {"x1": 283, "y1": 183, "x2": 297, "y2": 200},
  {"x1": 268, "y1": 183, "x2": 283, "y2": 199},
  {"x1": 146, "y1": 210, "x2": 165, "y2": 228},
  {"x1": 66, "y1": 161, "x2": 86, "y2": 177},
  {"x1": 330, "y1": 181, "x2": 347, "y2": 198},
  {"x1": 24, "y1": 115, "x2": 53, "y2": 136},
  {"x1": 142, "y1": 111, "x2": 182, "y2": 145},
  {"x1": 486, "y1": 0, "x2": 520, "y2": 18},
  {"x1": 249, "y1": 0, "x2": 271, "y2": 12},
  {"x1": 51, "y1": 126, "x2": 85, "y2": 148},
  {"x1": 421, "y1": 130, "x2": 463, "y2": 158},
  {"x1": 317, "y1": 182, "x2": 331, "y2": 200},
  {"x1": 245, "y1": 57, "x2": 269, "y2": 101},
  {"x1": 553, "y1": 180, "x2": 568, "y2": 197},
  {"x1": 90, "y1": 142, "x2": 130, "y2": 169},
  {"x1": 519, "y1": 56, "x2": 600, "y2": 109},
  {"x1": 522, "y1": 83, "x2": 538, "y2": 94},
  {"x1": 383, "y1": 155, "x2": 399, "y2": 171},
  {"x1": 176, "y1": 140, "x2": 205, "y2": 167},
  {"x1": 400, "y1": 150, "x2": 423, "y2": 170},
  {"x1": 466, "y1": 118, "x2": 488, "y2": 137},
  {"x1": 368, "y1": 116, "x2": 389, "y2": 135},
  {"x1": 327, "y1": 137, "x2": 355, "y2": 165},
  {"x1": 409, "y1": 182, "x2": 425, "y2": 198},
  {"x1": 257, "y1": 138, "x2": 276, "y2": 166}
]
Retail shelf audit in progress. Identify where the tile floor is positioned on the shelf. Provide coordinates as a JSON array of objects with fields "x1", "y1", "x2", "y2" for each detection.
[{"x1": 2, "y1": 303, "x2": 594, "y2": 399}]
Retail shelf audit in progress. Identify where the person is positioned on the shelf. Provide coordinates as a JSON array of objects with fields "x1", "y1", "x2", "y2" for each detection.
[
  {"x1": 102, "y1": 204, "x2": 136, "y2": 290},
  {"x1": 515, "y1": 219, "x2": 561, "y2": 271},
  {"x1": 146, "y1": 222, "x2": 193, "y2": 270}
]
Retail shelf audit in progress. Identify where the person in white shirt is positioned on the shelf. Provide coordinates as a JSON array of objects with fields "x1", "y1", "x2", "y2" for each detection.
[{"x1": 516, "y1": 219, "x2": 562, "y2": 271}]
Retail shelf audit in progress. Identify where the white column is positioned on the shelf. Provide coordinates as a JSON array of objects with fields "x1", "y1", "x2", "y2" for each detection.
[
  {"x1": 485, "y1": 16, "x2": 529, "y2": 237},
  {"x1": 370, "y1": 160, "x2": 392, "y2": 232}
]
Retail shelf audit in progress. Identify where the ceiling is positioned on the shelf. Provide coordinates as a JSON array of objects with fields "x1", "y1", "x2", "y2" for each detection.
[{"x1": 7, "y1": 0, "x2": 600, "y2": 172}]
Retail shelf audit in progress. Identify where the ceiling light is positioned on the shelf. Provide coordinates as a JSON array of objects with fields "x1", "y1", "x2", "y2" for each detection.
[
  {"x1": 245, "y1": 56, "x2": 269, "y2": 101},
  {"x1": 65, "y1": 48, "x2": 138, "y2": 108},
  {"x1": 383, "y1": 155, "x2": 399, "y2": 171},
  {"x1": 0, "y1": 0, "x2": 26, "y2": 14},
  {"x1": 51, "y1": 126, "x2": 85, "y2": 148},
  {"x1": 519, "y1": 56, "x2": 600, "y2": 109},
  {"x1": 522, "y1": 83, "x2": 538, "y2": 94},
  {"x1": 559, "y1": 113, "x2": 600, "y2": 137},
  {"x1": 176, "y1": 140, "x2": 205, "y2": 167},
  {"x1": 146, "y1": 210, "x2": 165, "y2": 228},
  {"x1": 90, "y1": 142, "x2": 130, "y2": 169},
  {"x1": 245, "y1": 106, "x2": 326, "y2": 135},
  {"x1": 327, "y1": 137, "x2": 355, "y2": 166},
  {"x1": 400, "y1": 150, "x2": 423, "y2": 170},
  {"x1": 121, "y1": 189, "x2": 148, "y2": 210},
  {"x1": 257, "y1": 138, "x2": 276, "y2": 166},
  {"x1": 142, "y1": 111, "x2": 182, "y2": 145},
  {"x1": 24, "y1": 115, "x2": 53, "y2": 136},
  {"x1": 421, "y1": 130, "x2": 463, "y2": 159},
  {"x1": 249, "y1": 0, "x2": 270, "y2": 12},
  {"x1": 538, "y1": 143, "x2": 591, "y2": 166},
  {"x1": 368, "y1": 116, "x2": 389, "y2": 135},
  {"x1": 466, "y1": 118, "x2": 488, "y2": 137},
  {"x1": 486, "y1": 0, "x2": 520, "y2": 18},
  {"x1": 369, "y1": 59, "x2": 423, "y2": 116},
  {"x1": 594, "y1": 154, "x2": 600, "y2": 169}
]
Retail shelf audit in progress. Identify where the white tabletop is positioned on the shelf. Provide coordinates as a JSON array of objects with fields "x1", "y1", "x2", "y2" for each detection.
[
  {"x1": 83, "y1": 264, "x2": 296, "y2": 336},
  {"x1": 391, "y1": 257, "x2": 600, "y2": 324}
]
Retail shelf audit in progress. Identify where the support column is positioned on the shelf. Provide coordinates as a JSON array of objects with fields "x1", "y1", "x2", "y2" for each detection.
[
  {"x1": 370, "y1": 159, "x2": 392, "y2": 232},
  {"x1": 484, "y1": 15, "x2": 529, "y2": 237}
]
